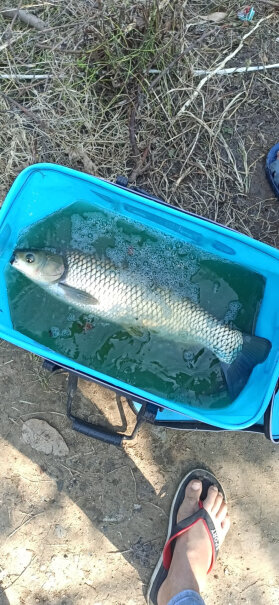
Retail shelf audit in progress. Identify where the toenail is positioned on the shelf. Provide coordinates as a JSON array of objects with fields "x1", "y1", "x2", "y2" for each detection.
[
  {"x1": 191, "y1": 480, "x2": 201, "y2": 490},
  {"x1": 210, "y1": 485, "x2": 218, "y2": 491}
]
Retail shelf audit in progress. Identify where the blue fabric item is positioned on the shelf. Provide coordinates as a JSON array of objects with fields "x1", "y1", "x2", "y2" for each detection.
[
  {"x1": 168, "y1": 589, "x2": 206, "y2": 605},
  {"x1": 266, "y1": 142, "x2": 279, "y2": 199}
]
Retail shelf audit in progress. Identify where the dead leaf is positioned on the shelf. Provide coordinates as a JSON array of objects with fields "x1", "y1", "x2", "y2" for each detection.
[
  {"x1": 124, "y1": 16, "x2": 145, "y2": 34},
  {"x1": 200, "y1": 12, "x2": 227, "y2": 23},
  {"x1": 68, "y1": 145, "x2": 96, "y2": 174},
  {"x1": 22, "y1": 419, "x2": 69, "y2": 456}
]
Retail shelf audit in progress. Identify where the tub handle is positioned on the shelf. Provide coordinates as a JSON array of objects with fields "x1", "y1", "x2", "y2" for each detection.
[
  {"x1": 65, "y1": 371, "x2": 157, "y2": 446},
  {"x1": 71, "y1": 416, "x2": 124, "y2": 446}
]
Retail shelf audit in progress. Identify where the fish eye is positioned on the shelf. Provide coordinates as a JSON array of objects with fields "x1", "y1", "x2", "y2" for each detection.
[{"x1": 25, "y1": 253, "x2": 35, "y2": 264}]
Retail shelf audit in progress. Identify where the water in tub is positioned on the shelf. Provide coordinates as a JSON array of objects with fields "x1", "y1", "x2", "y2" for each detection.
[{"x1": 5, "y1": 202, "x2": 270, "y2": 408}]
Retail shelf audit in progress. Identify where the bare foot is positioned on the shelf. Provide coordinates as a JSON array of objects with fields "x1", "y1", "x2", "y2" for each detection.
[{"x1": 157, "y1": 479, "x2": 230, "y2": 605}]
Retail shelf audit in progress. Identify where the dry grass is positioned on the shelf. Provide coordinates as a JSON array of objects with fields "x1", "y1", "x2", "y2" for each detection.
[{"x1": 0, "y1": 0, "x2": 278, "y2": 245}]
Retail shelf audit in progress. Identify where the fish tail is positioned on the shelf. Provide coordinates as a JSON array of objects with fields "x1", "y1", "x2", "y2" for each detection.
[{"x1": 221, "y1": 334, "x2": 271, "y2": 400}]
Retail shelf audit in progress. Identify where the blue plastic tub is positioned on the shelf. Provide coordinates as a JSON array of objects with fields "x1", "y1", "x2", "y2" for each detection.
[{"x1": 1, "y1": 163, "x2": 279, "y2": 435}]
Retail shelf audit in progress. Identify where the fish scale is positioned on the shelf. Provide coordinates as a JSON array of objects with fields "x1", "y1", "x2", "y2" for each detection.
[{"x1": 63, "y1": 250, "x2": 243, "y2": 364}]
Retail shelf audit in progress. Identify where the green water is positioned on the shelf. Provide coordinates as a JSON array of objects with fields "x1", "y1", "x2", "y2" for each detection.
[{"x1": 5, "y1": 202, "x2": 266, "y2": 408}]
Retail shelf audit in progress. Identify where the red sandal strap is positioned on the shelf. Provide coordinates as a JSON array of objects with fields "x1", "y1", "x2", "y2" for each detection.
[{"x1": 162, "y1": 502, "x2": 218, "y2": 574}]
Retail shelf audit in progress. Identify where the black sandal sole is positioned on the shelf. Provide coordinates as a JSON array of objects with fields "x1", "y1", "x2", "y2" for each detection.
[{"x1": 147, "y1": 468, "x2": 226, "y2": 605}]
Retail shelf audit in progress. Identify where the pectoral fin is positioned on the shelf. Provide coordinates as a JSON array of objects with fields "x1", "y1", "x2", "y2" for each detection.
[
  {"x1": 123, "y1": 323, "x2": 159, "y2": 339},
  {"x1": 125, "y1": 325, "x2": 145, "y2": 338},
  {"x1": 58, "y1": 283, "x2": 99, "y2": 306}
]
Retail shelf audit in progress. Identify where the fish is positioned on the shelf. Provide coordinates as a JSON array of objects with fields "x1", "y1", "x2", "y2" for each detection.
[{"x1": 10, "y1": 248, "x2": 271, "y2": 398}]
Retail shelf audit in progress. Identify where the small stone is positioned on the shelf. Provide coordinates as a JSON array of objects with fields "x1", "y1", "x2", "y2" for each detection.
[{"x1": 54, "y1": 524, "x2": 67, "y2": 538}]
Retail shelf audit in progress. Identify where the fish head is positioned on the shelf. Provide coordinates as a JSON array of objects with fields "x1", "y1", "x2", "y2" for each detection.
[{"x1": 10, "y1": 249, "x2": 65, "y2": 283}]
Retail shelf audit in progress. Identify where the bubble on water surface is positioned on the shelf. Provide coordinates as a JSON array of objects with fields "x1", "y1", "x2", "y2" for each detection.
[
  {"x1": 67, "y1": 313, "x2": 76, "y2": 321},
  {"x1": 224, "y1": 301, "x2": 242, "y2": 323},
  {"x1": 69, "y1": 205, "x2": 213, "y2": 302},
  {"x1": 61, "y1": 328, "x2": 71, "y2": 337},
  {"x1": 50, "y1": 327, "x2": 60, "y2": 338}
]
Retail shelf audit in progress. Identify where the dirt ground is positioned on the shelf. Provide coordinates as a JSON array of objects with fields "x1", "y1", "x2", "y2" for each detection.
[
  {"x1": 1, "y1": 1, "x2": 279, "y2": 604},
  {"x1": 0, "y1": 339, "x2": 279, "y2": 605}
]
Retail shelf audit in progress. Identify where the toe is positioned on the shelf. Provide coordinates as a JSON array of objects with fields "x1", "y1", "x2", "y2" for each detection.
[
  {"x1": 221, "y1": 514, "x2": 231, "y2": 536},
  {"x1": 177, "y1": 479, "x2": 202, "y2": 523},
  {"x1": 203, "y1": 484, "x2": 219, "y2": 511},
  {"x1": 216, "y1": 501, "x2": 227, "y2": 523},
  {"x1": 211, "y1": 492, "x2": 224, "y2": 515},
  {"x1": 185, "y1": 479, "x2": 202, "y2": 501}
]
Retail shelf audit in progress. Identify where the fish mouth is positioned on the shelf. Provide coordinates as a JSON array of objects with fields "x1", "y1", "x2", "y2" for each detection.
[{"x1": 10, "y1": 252, "x2": 15, "y2": 265}]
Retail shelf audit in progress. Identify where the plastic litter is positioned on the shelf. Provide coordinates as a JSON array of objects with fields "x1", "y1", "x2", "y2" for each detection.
[{"x1": 238, "y1": 6, "x2": 255, "y2": 21}]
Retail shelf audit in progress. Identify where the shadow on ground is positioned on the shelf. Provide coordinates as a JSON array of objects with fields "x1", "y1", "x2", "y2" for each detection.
[{"x1": 0, "y1": 343, "x2": 278, "y2": 604}]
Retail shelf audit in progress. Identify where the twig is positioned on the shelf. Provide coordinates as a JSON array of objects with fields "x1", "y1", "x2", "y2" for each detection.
[
  {"x1": 193, "y1": 63, "x2": 279, "y2": 76},
  {"x1": 107, "y1": 465, "x2": 128, "y2": 475},
  {"x1": 0, "y1": 92, "x2": 45, "y2": 126},
  {"x1": 241, "y1": 578, "x2": 263, "y2": 593},
  {"x1": 0, "y1": 32, "x2": 27, "y2": 52},
  {"x1": 149, "y1": 28, "x2": 217, "y2": 90},
  {"x1": 108, "y1": 537, "x2": 160, "y2": 557},
  {"x1": 3, "y1": 556, "x2": 35, "y2": 590},
  {"x1": 108, "y1": 547, "x2": 132, "y2": 555},
  {"x1": 261, "y1": 0, "x2": 278, "y2": 7},
  {"x1": 7, "y1": 512, "x2": 44, "y2": 538},
  {"x1": 2, "y1": 9, "x2": 47, "y2": 31},
  {"x1": 129, "y1": 144, "x2": 150, "y2": 183},
  {"x1": 19, "y1": 399, "x2": 36, "y2": 405},
  {"x1": 36, "y1": 43, "x2": 87, "y2": 54},
  {"x1": 130, "y1": 467, "x2": 137, "y2": 498},
  {"x1": 128, "y1": 93, "x2": 151, "y2": 182},
  {"x1": 19, "y1": 411, "x2": 65, "y2": 417},
  {"x1": 129, "y1": 104, "x2": 140, "y2": 158},
  {"x1": 140, "y1": 501, "x2": 168, "y2": 517},
  {"x1": 178, "y1": 13, "x2": 274, "y2": 114},
  {"x1": 0, "y1": 74, "x2": 52, "y2": 80},
  {"x1": 58, "y1": 462, "x2": 83, "y2": 476}
]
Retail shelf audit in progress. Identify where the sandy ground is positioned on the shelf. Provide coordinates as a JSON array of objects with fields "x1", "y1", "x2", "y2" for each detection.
[{"x1": 0, "y1": 340, "x2": 278, "y2": 605}]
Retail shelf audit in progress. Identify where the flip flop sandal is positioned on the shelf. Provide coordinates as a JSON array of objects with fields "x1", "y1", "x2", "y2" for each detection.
[{"x1": 147, "y1": 468, "x2": 226, "y2": 605}]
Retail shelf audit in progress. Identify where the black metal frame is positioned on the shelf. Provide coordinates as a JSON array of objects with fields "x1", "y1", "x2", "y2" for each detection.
[
  {"x1": 43, "y1": 360, "x2": 275, "y2": 446},
  {"x1": 43, "y1": 360, "x2": 159, "y2": 446}
]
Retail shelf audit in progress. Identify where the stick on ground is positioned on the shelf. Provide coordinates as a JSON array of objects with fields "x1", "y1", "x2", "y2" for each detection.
[
  {"x1": 193, "y1": 63, "x2": 279, "y2": 76},
  {"x1": 2, "y1": 9, "x2": 47, "y2": 31},
  {"x1": 149, "y1": 28, "x2": 217, "y2": 90},
  {"x1": 0, "y1": 92, "x2": 45, "y2": 127},
  {"x1": 0, "y1": 74, "x2": 51, "y2": 80},
  {"x1": 177, "y1": 13, "x2": 274, "y2": 115}
]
